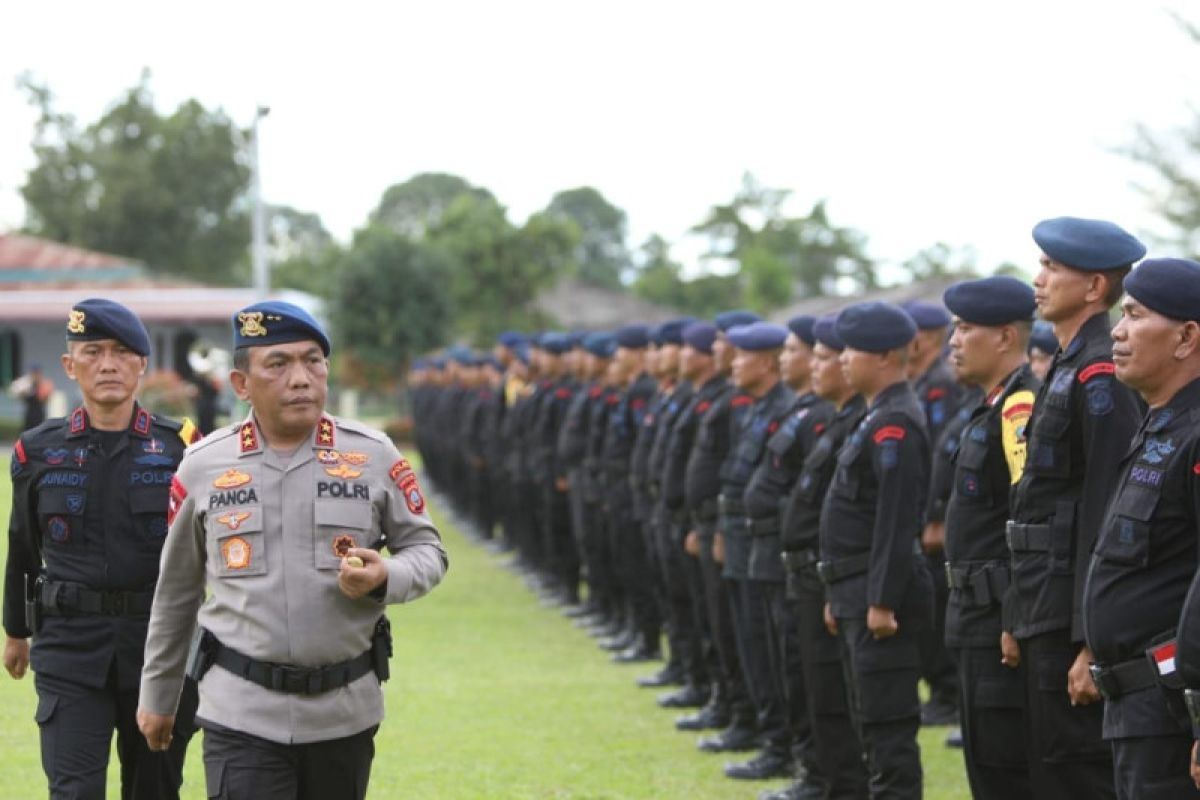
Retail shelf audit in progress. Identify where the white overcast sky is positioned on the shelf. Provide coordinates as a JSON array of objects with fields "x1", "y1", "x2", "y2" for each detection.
[{"x1": 1, "y1": 0, "x2": 1197, "y2": 281}]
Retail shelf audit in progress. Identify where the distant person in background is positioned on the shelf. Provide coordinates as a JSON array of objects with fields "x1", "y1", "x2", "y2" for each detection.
[
  {"x1": 1027, "y1": 320, "x2": 1058, "y2": 382},
  {"x1": 10, "y1": 363, "x2": 54, "y2": 431},
  {"x1": 185, "y1": 347, "x2": 226, "y2": 435}
]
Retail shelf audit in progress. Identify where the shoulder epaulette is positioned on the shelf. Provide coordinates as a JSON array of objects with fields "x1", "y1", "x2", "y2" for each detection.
[{"x1": 185, "y1": 422, "x2": 239, "y2": 454}]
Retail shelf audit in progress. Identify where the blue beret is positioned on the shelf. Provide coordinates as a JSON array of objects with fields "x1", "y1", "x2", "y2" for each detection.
[
  {"x1": 648, "y1": 323, "x2": 666, "y2": 346},
  {"x1": 682, "y1": 322, "x2": 718, "y2": 355},
  {"x1": 497, "y1": 331, "x2": 527, "y2": 348},
  {"x1": 615, "y1": 324, "x2": 650, "y2": 349},
  {"x1": 66, "y1": 298, "x2": 151, "y2": 356},
  {"x1": 714, "y1": 309, "x2": 762, "y2": 332},
  {"x1": 658, "y1": 317, "x2": 697, "y2": 346},
  {"x1": 787, "y1": 315, "x2": 817, "y2": 346},
  {"x1": 943, "y1": 276, "x2": 1036, "y2": 326},
  {"x1": 836, "y1": 302, "x2": 917, "y2": 353},
  {"x1": 233, "y1": 301, "x2": 331, "y2": 356},
  {"x1": 1033, "y1": 216, "x2": 1146, "y2": 271},
  {"x1": 812, "y1": 314, "x2": 844, "y2": 351},
  {"x1": 1028, "y1": 320, "x2": 1058, "y2": 354},
  {"x1": 568, "y1": 330, "x2": 588, "y2": 348},
  {"x1": 582, "y1": 332, "x2": 618, "y2": 358},
  {"x1": 728, "y1": 322, "x2": 789, "y2": 351},
  {"x1": 513, "y1": 343, "x2": 532, "y2": 366},
  {"x1": 538, "y1": 332, "x2": 573, "y2": 355},
  {"x1": 901, "y1": 301, "x2": 952, "y2": 330},
  {"x1": 1124, "y1": 258, "x2": 1200, "y2": 323}
]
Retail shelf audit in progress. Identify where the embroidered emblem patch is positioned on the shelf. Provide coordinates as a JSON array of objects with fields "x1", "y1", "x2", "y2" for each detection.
[
  {"x1": 66, "y1": 494, "x2": 84, "y2": 514},
  {"x1": 240, "y1": 422, "x2": 259, "y2": 453},
  {"x1": 73, "y1": 448, "x2": 89, "y2": 468},
  {"x1": 48, "y1": 516, "x2": 70, "y2": 544},
  {"x1": 1141, "y1": 437, "x2": 1176, "y2": 465},
  {"x1": 879, "y1": 440, "x2": 900, "y2": 469},
  {"x1": 213, "y1": 469, "x2": 252, "y2": 489},
  {"x1": 398, "y1": 471, "x2": 425, "y2": 514},
  {"x1": 389, "y1": 459, "x2": 413, "y2": 482},
  {"x1": 143, "y1": 438, "x2": 165, "y2": 455},
  {"x1": 168, "y1": 476, "x2": 187, "y2": 526},
  {"x1": 316, "y1": 417, "x2": 335, "y2": 447},
  {"x1": 67, "y1": 309, "x2": 86, "y2": 334},
  {"x1": 135, "y1": 453, "x2": 174, "y2": 466},
  {"x1": 133, "y1": 408, "x2": 152, "y2": 435},
  {"x1": 1085, "y1": 380, "x2": 1114, "y2": 416},
  {"x1": 316, "y1": 450, "x2": 341, "y2": 465},
  {"x1": 221, "y1": 536, "x2": 252, "y2": 569},
  {"x1": 238, "y1": 311, "x2": 267, "y2": 337},
  {"x1": 340, "y1": 451, "x2": 369, "y2": 466},
  {"x1": 44, "y1": 447, "x2": 67, "y2": 465},
  {"x1": 332, "y1": 534, "x2": 355, "y2": 557},
  {"x1": 216, "y1": 511, "x2": 252, "y2": 531},
  {"x1": 1130, "y1": 465, "x2": 1164, "y2": 488},
  {"x1": 1078, "y1": 362, "x2": 1116, "y2": 383},
  {"x1": 325, "y1": 463, "x2": 362, "y2": 480},
  {"x1": 873, "y1": 425, "x2": 906, "y2": 444}
]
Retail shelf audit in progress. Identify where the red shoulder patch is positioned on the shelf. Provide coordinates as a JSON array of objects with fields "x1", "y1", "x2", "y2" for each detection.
[
  {"x1": 1002, "y1": 402, "x2": 1033, "y2": 419},
  {"x1": 873, "y1": 425, "x2": 906, "y2": 444},
  {"x1": 1193, "y1": 463, "x2": 1200, "y2": 476},
  {"x1": 1078, "y1": 362, "x2": 1116, "y2": 383},
  {"x1": 555, "y1": 387, "x2": 573, "y2": 400},
  {"x1": 168, "y1": 475, "x2": 187, "y2": 526},
  {"x1": 731, "y1": 395, "x2": 754, "y2": 407},
  {"x1": 589, "y1": 386, "x2": 604, "y2": 398},
  {"x1": 14, "y1": 439, "x2": 26, "y2": 464},
  {"x1": 768, "y1": 419, "x2": 780, "y2": 435},
  {"x1": 927, "y1": 387, "x2": 946, "y2": 400},
  {"x1": 631, "y1": 398, "x2": 647, "y2": 410},
  {"x1": 813, "y1": 423, "x2": 826, "y2": 435},
  {"x1": 606, "y1": 394, "x2": 620, "y2": 406},
  {"x1": 695, "y1": 400, "x2": 712, "y2": 415}
]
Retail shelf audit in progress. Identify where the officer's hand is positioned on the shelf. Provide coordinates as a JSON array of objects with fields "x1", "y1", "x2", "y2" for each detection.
[
  {"x1": 1191, "y1": 740, "x2": 1200, "y2": 788},
  {"x1": 824, "y1": 603, "x2": 838, "y2": 636},
  {"x1": 1000, "y1": 631, "x2": 1021, "y2": 668},
  {"x1": 338, "y1": 548, "x2": 388, "y2": 600},
  {"x1": 684, "y1": 531, "x2": 699, "y2": 557},
  {"x1": 3, "y1": 636, "x2": 29, "y2": 679},
  {"x1": 1067, "y1": 645, "x2": 1101, "y2": 706},
  {"x1": 920, "y1": 521, "x2": 945, "y2": 555},
  {"x1": 136, "y1": 707, "x2": 176, "y2": 752},
  {"x1": 555, "y1": 477, "x2": 569, "y2": 492},
  {"x1": 867, "y1": 606, "x2": 898, "y2": 639},
  {"x1": 712, "y1": 532, "x2": 725, "y2": 564}
]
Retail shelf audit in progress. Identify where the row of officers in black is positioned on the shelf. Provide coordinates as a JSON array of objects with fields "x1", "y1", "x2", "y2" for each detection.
[{"x1": 412, "y1": 215, "x2": 1200, "y2": 800}]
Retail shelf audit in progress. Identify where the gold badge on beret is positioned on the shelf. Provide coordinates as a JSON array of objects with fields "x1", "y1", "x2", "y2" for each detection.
[
  {"x1": 68, "y1": 310, "x2": 86, "y2": 334},
  {"x1": 238, "y1": 311, "x2": 267, "y2": 337}
]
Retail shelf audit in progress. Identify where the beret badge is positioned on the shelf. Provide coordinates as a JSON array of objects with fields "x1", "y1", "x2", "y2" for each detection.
[
  {"x1": 68, "y1": 310, "x2": 86, "y2": 334},
  {"x1": 238, "y1": 311, "x2": 268, "y2": 337}
]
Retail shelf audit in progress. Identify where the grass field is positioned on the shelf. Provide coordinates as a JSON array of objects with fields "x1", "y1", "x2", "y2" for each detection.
[{"x1": 0, "y1": 457, "x2": 970, "y2": 798}]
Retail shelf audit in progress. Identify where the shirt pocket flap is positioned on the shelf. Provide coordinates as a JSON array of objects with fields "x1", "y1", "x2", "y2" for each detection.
[
  {"x1": 315, "y1": 498, "x2": 372, "y2": 530},
  {"x1": 129, "y1": 487, "x2": 170, "y2": 515}
]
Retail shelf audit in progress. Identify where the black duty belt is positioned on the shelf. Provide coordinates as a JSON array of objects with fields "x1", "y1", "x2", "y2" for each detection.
[
  {"x1": 1089, "y1": 658, "x2": 1158, "y2": 702},
  {"x1": 693, "y1": 497, "x2": 719, "y2": 522},
  {"x1": 1005, "y1": 521, "x2": 1055, "y2": 552},
  {"x1": 816, "y1": 553, "x2": 870, "y2": 584},
  {"x1": 945, "y1": 561, "x2": 1010, "y2": 608},
  {"x1": 209, "y1": 634, "x2": 375, "y2": 695},
  {"x1": 781, "y1": 548, "x2": 818, "y2": 571},
  {"x1": 39, "y1": 580, "x2": 155, "y2": 617},
  {"x1": 747, "y1": 516, "x2": 780, "y2": 537},
  {"x1": 718, "y1": 495, "x2": 745, "y2": 517}
]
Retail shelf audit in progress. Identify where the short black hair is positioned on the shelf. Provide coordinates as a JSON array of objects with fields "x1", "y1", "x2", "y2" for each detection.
[{"x1": 233, "y1": 346, "x2": 251, "y2": 372}]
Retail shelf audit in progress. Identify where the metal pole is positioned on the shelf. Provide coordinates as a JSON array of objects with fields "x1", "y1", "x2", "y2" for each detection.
[{"x1": 250, "y1": 105, "x2": 270, "y2": 293}]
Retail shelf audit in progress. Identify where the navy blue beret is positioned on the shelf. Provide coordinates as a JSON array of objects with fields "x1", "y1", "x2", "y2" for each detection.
[
  {"x1": 513, "y1": 343, "x2": 532, "y2": 366},
  {"x1": 1124, "y1": 258, "x2": 1200, "y2": 322},
  {"x1": 836, "y1": 302, "x2": 917, "y2": 353},
  {"x1": 233, "y1": 301, "x2": 331, "y2": 356},
  {"x1": 943, "y1": 276, "x2": 1036, "y2": 326},
  {"x1": 615, "y1": 324, "x2": 650, "y2": 349},
  {"x1": 583, "y1": 332, "x2": 618, "y2": 358},
  {"x1": 1028, "y1": 320, "x2": 1058, "y2": 354},
  {"x1": 787, "y1": 315, "x2": 817, "y2": 346},
  {"x1": 444, "y1": 345, "x2": 474, "y2": 365},
  {"x1": 812, "y1": 314, "x2": 844, "y2": 351},
  {"x1": 658, "y1": 317, "x2": 697, "y2": 346},
  {"x1": 568, "y1": 330, "x2": 588, "y2": 348},
  {"x1": 649, "y1": 323, "x2": 666, "y2": 346},
  {"x1": 682, "y1": 322, "x2": 718, "y2": 355},
  {"x1": 538, "y1": 332, "x2": 573, "y2": 355},
  {"x1": 901, "y1": 301, "x2": 951, "y2": 330},
  {"x1": 497, "y1": 330, "x2": 527, "y2": 348},
  {"x1": 1033, "y1": 216, "x2": 1146, "y2": 271},
  {"x1": 66, "y1": 298, "x2": 151, "y2": 356},
  {"x1": 714, "y1": 309, "x2": 762, "y2": 332},
  {"x1": 728, "y1": 322, "x2": 789, "y2": 351}
]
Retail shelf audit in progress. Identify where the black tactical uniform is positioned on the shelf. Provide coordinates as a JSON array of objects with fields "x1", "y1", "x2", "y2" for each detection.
[
  {"x1": 556, "y1": 375, "x2": 595, "y2": 607},
  {"x1": 534, "y1": 373, "x2": 577, "y2": 601},
  {"x1": 780, "y1": 394, "x2": 869, "y2": 799},
  {"x1": 1008, "y1": 312, "x2": 1140, "y2": 797},
  {"x1": 944, "y1": 366, "x2": 1038, "y2": 799},
  {"x1": 1085, "y1": 381, "x2": 1200, "y2": 799},
  {"x1": 818, "y1": 381, "x2": 933, "y2": 798},
  {"x1": 4, "y1": 405, "x2": 200, "y2": 799}
]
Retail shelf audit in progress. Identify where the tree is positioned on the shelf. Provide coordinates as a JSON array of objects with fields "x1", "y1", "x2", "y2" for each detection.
[
  {"x1": 544, "y1": 187, "x2": 629, "y2": 288},
  {"x1": 370, "y1": 172, "x2": 493, "y2": 239},
  {"x1": 267, "y1": 205, "x2": 341, "y2": 298},
  {"x1": 329, "y1": 226, "x2": 451, "y2": 384},
  {"x1": 19, "y1": 71, "x2": 252, "y2": 284},
  {"x1": 900, "y1": 242, "x2": 979, "y2": 282},
  {"x1": 631, "y1": 234, "x2": 687, "y2": 308}
]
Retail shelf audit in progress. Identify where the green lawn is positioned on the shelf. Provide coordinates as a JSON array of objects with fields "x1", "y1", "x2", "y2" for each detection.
[{"x1": 0, "y1": 457, "x2": 969, "y2": 798}]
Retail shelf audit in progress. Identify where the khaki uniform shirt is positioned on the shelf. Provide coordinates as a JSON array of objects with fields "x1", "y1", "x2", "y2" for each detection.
[{"x1": 139, "y1": 412, "x2": 447, "y2": 744}]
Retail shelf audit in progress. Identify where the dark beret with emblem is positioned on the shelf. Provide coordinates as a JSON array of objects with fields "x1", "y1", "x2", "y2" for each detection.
[
  {"x1": 728, "y1": 322, "x2": 789, "y2": 351},
  {"x1": 682, "y1": 322, "x2": 718, "y2": 355},
  {"x1": 813, "y1": 313, "x2": 845, "y2": 351},
  {"x1": 836, "y1": 301, "x2": 917, "y2": 353},
  {"x1": 1028, "y1": 320, "x2": 1058, "y2": 354},
  {"x1": 497, "y1": 330, "x2": 527, "y2": 348},
  {"x1": 1033, "y1": 216, "x2": 1146, "y2": 271},
  {"x1": 233, "y1": 300, "x2": 331, "y2": 356},
  {"x1": 538, "y1": 332, "x2": 573, "y2": 355},
  {"x1": 615, "y1": 324, "x2": 650, "y2": 349},
  {"x1": 658, "y1": 317, "x2": 697, "y2": 346},
  {"x1": 583, "y1": 331, "x2": 617, "y2": 358},
  {"x1": 1123, "y1": 258, "x2": 1200, "y2": 323},
  {"x1": 714, "y1": 309, "x2": 762, "y2": 332},
  {"x1": 66, "y1": 298, "x2": 151, "y2": 356},
  {"x1": 901, "y1": 300, "x2": 952, "y2": 330},
  {"x1": 786, "y1": 315, "x2": 817, "y2": 346},
  {"x1": 943, "y1": 276, "x2": 1036, "y2": 326}
]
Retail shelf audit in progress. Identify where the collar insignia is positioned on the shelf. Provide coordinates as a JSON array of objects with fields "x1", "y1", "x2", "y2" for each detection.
[
  {"x1": 240, "y1": 422, "x2": 259, "y2": 453},
  {"x1": 316, "y1": 416, "x2": 335, "y2": 447}
]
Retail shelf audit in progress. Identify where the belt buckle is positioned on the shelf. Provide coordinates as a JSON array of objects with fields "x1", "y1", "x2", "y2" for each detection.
[
  {"x1": 816, "y1": 561, "x2": 833, "y2": 582},
  {"x1": 106, "y1": 592, "x2": 126, "y2": 615},
  {"x1": 270, "y1": 665, "x2": 306, "y2": 693},
  {"x1": 1089, "y1": 664, "x2": 1114, "y2": 701}
]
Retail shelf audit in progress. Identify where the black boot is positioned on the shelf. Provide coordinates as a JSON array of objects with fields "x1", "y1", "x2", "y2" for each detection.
[
  {"x1": 724, "y1": 748, "x2": 795, "y2": 781},
  {"x1": 657, "y1": 683, "x2": 709, "y2": 708}
]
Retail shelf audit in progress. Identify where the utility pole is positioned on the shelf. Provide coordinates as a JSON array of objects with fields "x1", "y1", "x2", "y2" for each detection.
[{"x1": 250, "y1": 105, "x2": 271, "y2": 293}]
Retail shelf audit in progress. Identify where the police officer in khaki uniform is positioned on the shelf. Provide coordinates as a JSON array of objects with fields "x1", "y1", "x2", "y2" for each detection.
[{"x1": 137, "y1": 301, "x2": 448, "y2": 800}]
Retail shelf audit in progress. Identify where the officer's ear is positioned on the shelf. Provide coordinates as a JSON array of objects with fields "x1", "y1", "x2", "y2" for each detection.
[
  {"x1": 1175, "y1": 321, "x2": 1200, "y2": 361},
  {"x1": 229, "y1": 369, "x2": 251, "y2": 401}
]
